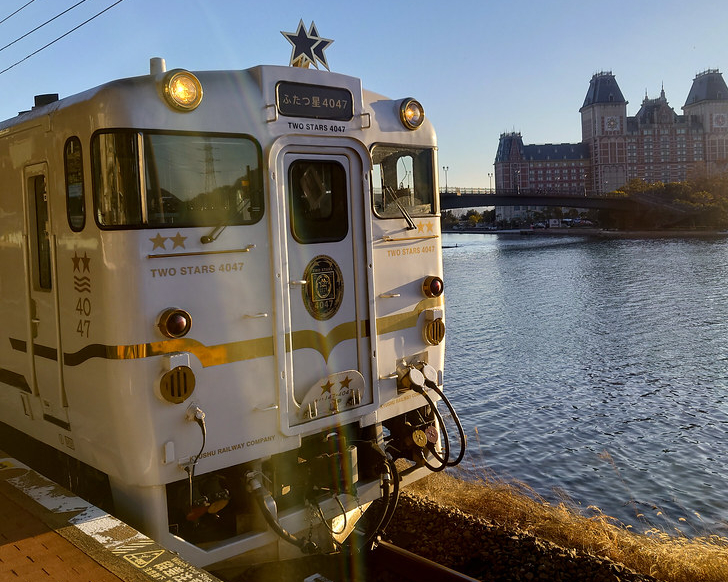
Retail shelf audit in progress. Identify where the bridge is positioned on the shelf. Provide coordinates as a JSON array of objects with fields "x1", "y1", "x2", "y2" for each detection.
[{"x1": 440, "y1": 190, "x2": 639, "y2": 212}]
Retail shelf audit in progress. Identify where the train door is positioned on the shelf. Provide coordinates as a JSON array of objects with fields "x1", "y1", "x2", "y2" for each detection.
[
  {"x1": 277, "y1": 147, "x2": 373, "y2": 433},
  {"x1": 23, "y1": 164, "x2": 68, "y2": 428}
]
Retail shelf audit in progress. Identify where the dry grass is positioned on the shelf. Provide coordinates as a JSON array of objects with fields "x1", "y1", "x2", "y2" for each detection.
[{"x1": 405, "y1": 469, "x2": 728, "y2": 582}]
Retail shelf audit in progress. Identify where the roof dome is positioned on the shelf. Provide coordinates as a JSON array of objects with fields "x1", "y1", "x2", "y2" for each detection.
[
  {"x1": 581, "y1": 71, "x2": 626, "y2": 109},
  {"x1": 684, "y1": 69, "x2": 728, "y2": 106}
]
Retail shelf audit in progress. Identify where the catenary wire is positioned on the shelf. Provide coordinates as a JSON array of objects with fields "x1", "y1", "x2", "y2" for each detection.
[
  {"x1": 0, "y1": 1, "x2": 37, "y2": 27},
  {"x1": 0, "y1": 0, "x2": 126, "y2": 76}
]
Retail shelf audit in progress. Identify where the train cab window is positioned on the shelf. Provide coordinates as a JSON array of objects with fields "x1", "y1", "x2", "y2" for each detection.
[
  {"x1": 64, "y1": 137, "x2": 85, "y2": 231},
  {"x1": 92, "y1": 131, "x2": 263, "y2": 228},
  {"x1": 371, "y1": 145, "x2": 435, "y2": 218},
  {"x1": 288, "y1": 160, "x2": 348, "y2": 244}
]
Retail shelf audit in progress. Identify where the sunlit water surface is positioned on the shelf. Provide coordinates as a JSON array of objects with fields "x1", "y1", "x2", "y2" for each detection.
[{"x1": 442, "y1": 232, "x2": 728, "y2": 537}]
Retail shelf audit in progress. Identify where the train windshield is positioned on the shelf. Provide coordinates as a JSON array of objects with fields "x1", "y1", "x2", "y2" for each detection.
[
  {"x1": 92, "y1": 131, "x2": 263, "y2": 228},
  {"x1": 371, "y1": 145, "x2": 435, "y2": 217}
]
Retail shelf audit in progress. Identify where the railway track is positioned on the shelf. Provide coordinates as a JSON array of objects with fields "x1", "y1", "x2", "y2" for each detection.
[{"x1": 231, "y1": 540, "x2": 479, "y2": 582}]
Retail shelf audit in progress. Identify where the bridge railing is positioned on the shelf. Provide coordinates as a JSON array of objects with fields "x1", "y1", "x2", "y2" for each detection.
[{"x1": 440, "y1": 187, "x2": 591, "y2": 197}]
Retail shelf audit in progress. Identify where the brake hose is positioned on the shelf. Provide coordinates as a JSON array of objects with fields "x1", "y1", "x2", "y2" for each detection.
[
  {"x1": 412, "y1": 384, "x2": 451, "y2": 471},
  {"x1": 423, "y1": 378, "x2": 466, "y2": 467}
]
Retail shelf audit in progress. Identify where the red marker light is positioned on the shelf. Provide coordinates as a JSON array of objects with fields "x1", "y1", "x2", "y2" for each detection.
[
  {"x1": 158, "y1": 308, "x2": 192, "y2": 338},
  {"x1": 422, "y1": 276, "x2": 444, "y2": 298}
]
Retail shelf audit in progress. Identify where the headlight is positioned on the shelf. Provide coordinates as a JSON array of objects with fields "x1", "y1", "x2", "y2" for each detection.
[
  {"x1": 399, "y1": 98, "x2": 425, "y2": 130},
  {"x1": 162, "y1": 69, "x2": 203, "y2": 111}
]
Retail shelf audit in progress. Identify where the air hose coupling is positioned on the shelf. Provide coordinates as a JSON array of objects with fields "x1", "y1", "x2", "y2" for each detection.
[{"x1": 398, "y1": 366, "x2": 426, "y2": 393}]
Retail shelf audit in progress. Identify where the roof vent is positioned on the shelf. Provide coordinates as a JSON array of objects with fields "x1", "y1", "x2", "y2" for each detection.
[{"x1": 33, "y1": 94, "x2": 59, "y2": 109}]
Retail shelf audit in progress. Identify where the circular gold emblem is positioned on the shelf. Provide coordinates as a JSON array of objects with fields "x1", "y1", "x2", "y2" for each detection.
[{"x1": 302, "y1": 255, "x2": 344, "y2": 320}]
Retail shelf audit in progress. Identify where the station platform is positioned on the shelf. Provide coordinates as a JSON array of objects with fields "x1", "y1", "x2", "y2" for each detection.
[{"x1": 0, "y1": 453, "x2": 220, "y2": 582}]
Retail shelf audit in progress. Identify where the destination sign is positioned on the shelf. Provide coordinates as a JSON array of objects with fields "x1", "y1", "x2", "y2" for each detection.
[{"x1": 276, "y1": 81, "x2": 353, "y2": 121}]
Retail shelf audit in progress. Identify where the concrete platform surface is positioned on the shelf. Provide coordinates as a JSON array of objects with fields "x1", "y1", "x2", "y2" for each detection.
[{"x1": 0, "y1": 453, "x2": 220, "y2": 582}]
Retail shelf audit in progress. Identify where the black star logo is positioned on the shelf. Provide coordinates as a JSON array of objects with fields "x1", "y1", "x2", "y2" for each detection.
[
  {"x1": 281, "y1": 20, "x2": 333, "y2": 71},
  {"x1": 81, "y1": 252, "x2": 91, "y2": 272},
  {"x1": 308, "y1": 23, "x2": 333, "y2": 72},
  {"x1": 72, "y1": 252, "x2": 81, "y2": 272}
]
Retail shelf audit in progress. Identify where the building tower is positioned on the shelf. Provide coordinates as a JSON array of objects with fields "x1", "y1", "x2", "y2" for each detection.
[
  {"x1": 682, "y1": 70, "x2": 728, "y2": 176},
  {"x1": 579, "y1": 71, "x2": 628, "y2": 194}
]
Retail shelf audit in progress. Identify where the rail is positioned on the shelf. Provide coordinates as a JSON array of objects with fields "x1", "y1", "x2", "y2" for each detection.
[{"x1": 368, "y1": 540, "x2": 480, "y2": 582}]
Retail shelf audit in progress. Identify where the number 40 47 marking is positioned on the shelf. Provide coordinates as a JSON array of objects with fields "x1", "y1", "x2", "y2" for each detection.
[{"x1": 75, "y1": 297, "x2": 91, "y2": 337}]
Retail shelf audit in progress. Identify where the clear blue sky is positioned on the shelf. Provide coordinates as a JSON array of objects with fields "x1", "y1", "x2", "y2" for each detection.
[{"x1": 1, "y1": 0, "x2": 726, "y2": 189}]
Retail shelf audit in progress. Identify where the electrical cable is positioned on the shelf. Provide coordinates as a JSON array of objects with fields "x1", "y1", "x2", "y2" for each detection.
[
  {"x1": 313, "y1": 494, "x2": 347, "y2": 536},
  {"x1": 185, "y1": 408, "x2": 207, "y2": 509},
  {"x1": 0, "y1": 0, "x2": 37, "y2": 27},
  {"x1": 0, "y1": 0, "x2": 91, "y2": 55},
  {"x1": 0, "y1": 0, "x2": 126, "y2": 76}
]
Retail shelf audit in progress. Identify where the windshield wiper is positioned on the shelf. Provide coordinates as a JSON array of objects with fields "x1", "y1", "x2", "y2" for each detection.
[
  {"x1": 385, "y1": 186, "x2": 417, "y2": 230},
  {"x1": 200, "y1": 197, "x2": 255, "y2": 244}
]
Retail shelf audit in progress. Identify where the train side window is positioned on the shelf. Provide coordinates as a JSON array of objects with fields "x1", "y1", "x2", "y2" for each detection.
[
  {"x1": 92, "y1": 132, "x2": 142, "y2": 226},
  {"x1": 64, "y1": 137, "x2": 85, "y2": 231},
  {"x1": 31, "y1": 175, "x2": 52, "y2": 290},
  {"x1": 288, "y1": 160, "x2": 348, "y2": 244},
  {"x1": 371, "y1": 145, "x2": 435, "y2": 218}
]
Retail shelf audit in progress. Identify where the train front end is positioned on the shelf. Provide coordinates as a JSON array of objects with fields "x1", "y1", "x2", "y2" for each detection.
[{"x1": 0, "y1": 27, "x2": 463, "y2": 571}]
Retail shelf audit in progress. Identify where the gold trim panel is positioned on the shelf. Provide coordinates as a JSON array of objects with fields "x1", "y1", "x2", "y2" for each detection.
[{"x1": 20, "y1": 297, "x2": 443, "y2": 368}]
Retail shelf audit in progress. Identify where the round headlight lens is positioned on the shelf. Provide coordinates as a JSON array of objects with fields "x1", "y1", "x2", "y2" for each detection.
[
  {"x1": 400, "y1": 98, "x2": 425, "y2": 130},
  {"x1": 163, "y1": 70, "x2": 203, "y2": 111}
]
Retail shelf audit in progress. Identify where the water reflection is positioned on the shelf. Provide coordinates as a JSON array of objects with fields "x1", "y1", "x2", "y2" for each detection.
[{"x1": 443, "y1": 233, "x2": 728, "y2": 536}]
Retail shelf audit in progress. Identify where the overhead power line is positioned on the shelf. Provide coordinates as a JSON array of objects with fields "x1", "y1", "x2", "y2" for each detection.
[
  {"x1": 0, "y1": 1, "x2": 37, "y2": 27},
  {"x1": 0, "y1": 0, "x2": 91, "y2": 55},
  {"x1": 0, "y1": 0, "x2": 126, "y2": 77}
]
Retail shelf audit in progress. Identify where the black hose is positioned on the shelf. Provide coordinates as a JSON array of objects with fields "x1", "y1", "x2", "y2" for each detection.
[
  {"x1": 186, "y1": 411, "x2": 207, "y2": 509},
  {"x1": 424, "y1": 379, "x2": 466, "y2": 467},
  {"x1": 249, "y1": 475, "x2": 318, "y2": 554},
  {"x1": 359, "y1": 456, "x2": 392, "y2": 550},
  {"x1": 413, "y1": 385, "x2": 450, "y2": 471},
  {"x1": 377, "y1": 456, "x2": 400, "y2": 533}
]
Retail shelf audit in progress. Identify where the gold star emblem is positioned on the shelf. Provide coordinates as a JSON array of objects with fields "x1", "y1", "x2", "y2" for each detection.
[
  {"x1": 150, "y1": 233, "x2": 167, "y2": 250},
  {"x1": 340, "y1": 376, "x2": 352, "y2": 389},
  {"x1": 425, "y1": 222, "x2": 434, "y2": 233},
  {"x1": 170, "y1": 232, "x2": 187, "y2": 249},
  {"x1": 320, "y1": 380, "x2": 334, "y2": 394},
  {"x1": 417, "y1": 222, "x2": 425, "y2": 233}
]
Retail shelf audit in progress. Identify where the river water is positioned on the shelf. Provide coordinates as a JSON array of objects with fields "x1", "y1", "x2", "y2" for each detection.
[{"x1": 441, "y1": 232, "x2": 728, "y2": 537}]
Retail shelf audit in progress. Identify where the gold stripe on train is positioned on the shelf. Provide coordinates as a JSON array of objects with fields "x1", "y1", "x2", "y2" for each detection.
[{"x1": 13, "y1": 297, "x2": 443, "y2": 367}]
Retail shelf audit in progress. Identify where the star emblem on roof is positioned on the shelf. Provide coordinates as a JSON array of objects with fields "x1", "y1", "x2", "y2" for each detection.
[{"x1": 281, "y1": 20, "x2": 333, "y2": 71}]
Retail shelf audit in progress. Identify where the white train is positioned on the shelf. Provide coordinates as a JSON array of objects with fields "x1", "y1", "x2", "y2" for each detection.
[{"x1": 0, "y1": 37, "x2": 463, "y2": 571}]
